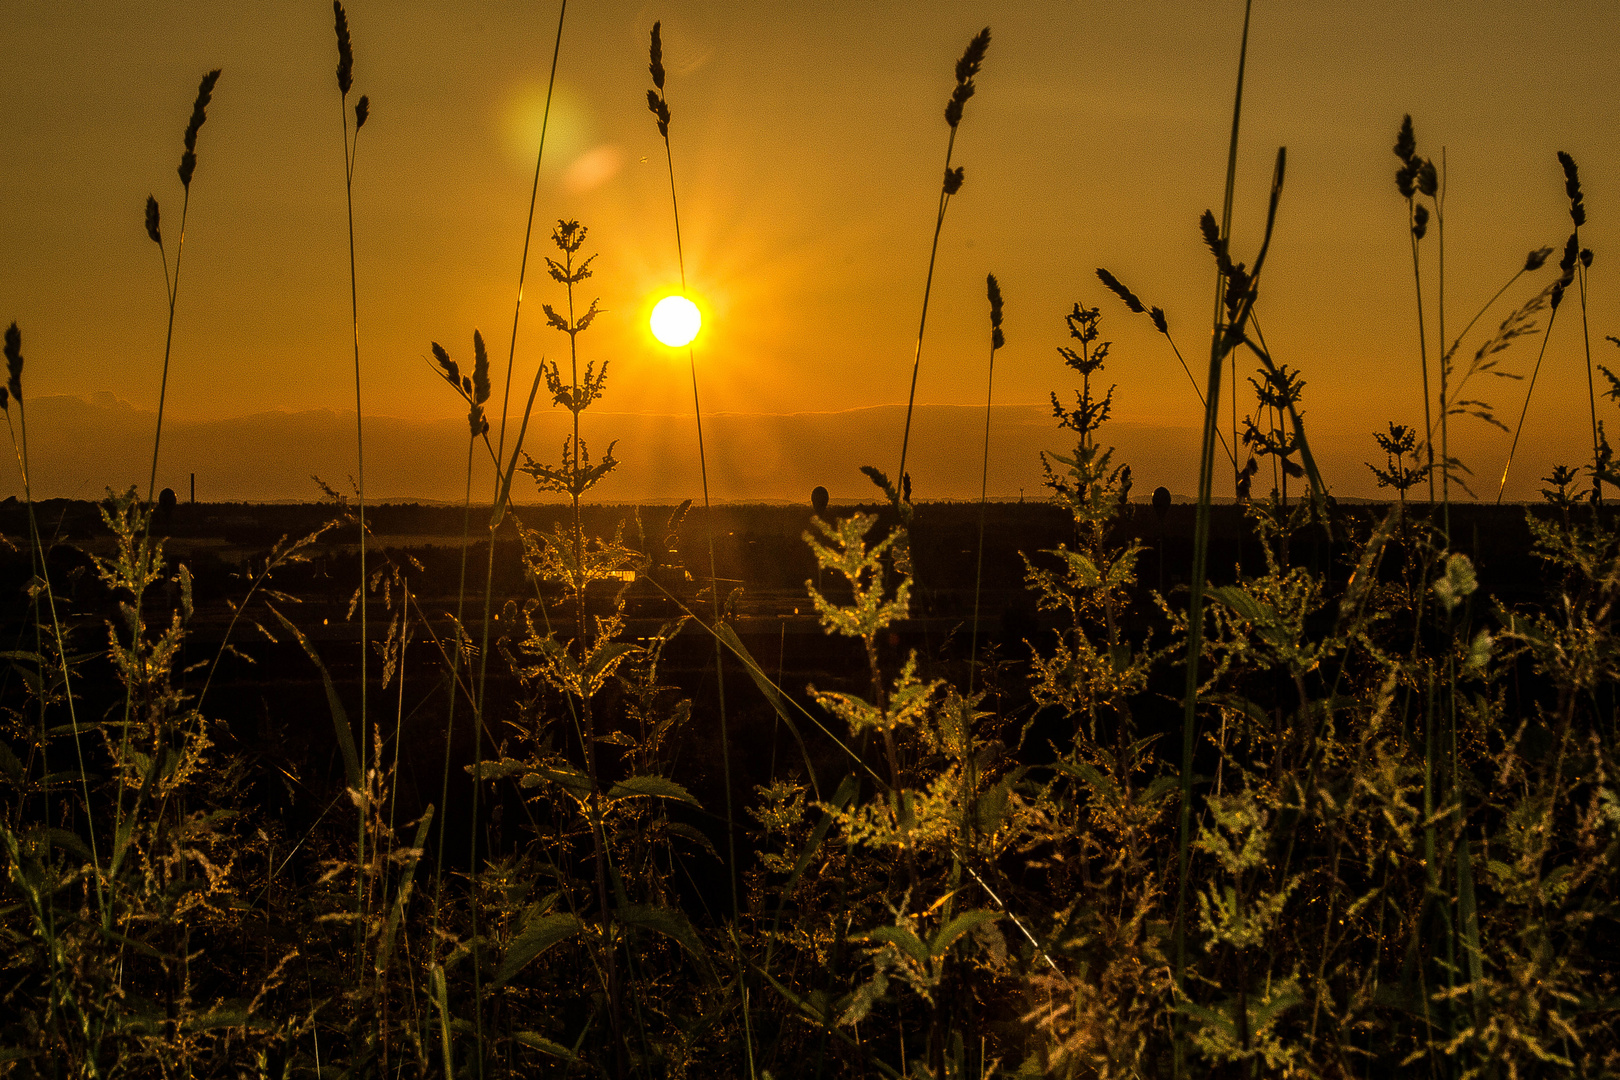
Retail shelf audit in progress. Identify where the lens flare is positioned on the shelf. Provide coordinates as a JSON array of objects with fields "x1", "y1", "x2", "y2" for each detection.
[{"x1": 650, "y1": 294, "x2": 701, "y2": 348}]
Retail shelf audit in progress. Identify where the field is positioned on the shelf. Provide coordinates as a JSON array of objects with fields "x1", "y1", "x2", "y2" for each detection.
[{"x1": 3, "y1": 5, "x2": 1619, "y2": 1079}]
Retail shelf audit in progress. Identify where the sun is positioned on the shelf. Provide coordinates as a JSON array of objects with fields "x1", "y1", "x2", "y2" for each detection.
[{"x1": 649, "y1": 294, "x2": 702, "y2": 348}]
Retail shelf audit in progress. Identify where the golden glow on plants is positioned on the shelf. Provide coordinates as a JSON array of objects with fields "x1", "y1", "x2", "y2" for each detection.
[{"x1": 650, "y1": 294, "x2": 701, "y2": 348}]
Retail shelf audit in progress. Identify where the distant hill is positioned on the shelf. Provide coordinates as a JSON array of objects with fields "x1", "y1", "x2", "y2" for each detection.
[
  {"x1": 0, "y1": 395, "x2": 1207, "y2": 504},
  {"x1": 0, "y1": 393, "x2": 1523, "y2": 505}
]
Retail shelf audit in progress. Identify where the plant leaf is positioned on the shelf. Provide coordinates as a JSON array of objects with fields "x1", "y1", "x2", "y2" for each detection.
[
  {"x1": 606, "y1": 775, "x2": 700, "y2": 806},
  {"x1": 491, "y1": 912, "x2": 584, "y2": 988}
]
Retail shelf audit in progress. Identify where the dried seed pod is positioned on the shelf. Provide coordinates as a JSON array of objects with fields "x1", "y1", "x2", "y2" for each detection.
[{"x1": 145, "y1": 196, "x2": 161, "y2": 245}]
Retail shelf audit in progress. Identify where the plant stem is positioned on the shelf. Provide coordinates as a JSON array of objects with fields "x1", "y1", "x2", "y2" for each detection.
[
  {"x1": 1176, "y1": 6, "x2": 1251, "y2": 1075},
  {"x1": 1437, "y1": 150, "x2": 1450, "y2": 540},
  {"x1": 967, "y1": 338, "x2": 997, "y2": 698},
  {"x1": 339, "y1": 78, "x2": 371, "y2": 979},
  {"x1": 1407, "y1": 196, "x2": 1436, "y2": 506},
  {"x1": 897, "y1": 126, "x2": 959, "y2": 499},
  {"x1": 1578, "y1": 255, "x2": 1601, "y2": 503},
  {"x1": 656, "y1": 62, "x2": 753, "y2": 1077},
  {"x1": 495, "y1": 0, "x2": 566, "y2": 470},
  {"x1": 1496, "y1": 301, "x2": 1561, "y2": 503},
  {"x1": 431, "y1": 438, "x2": 475, "y2": 955}
]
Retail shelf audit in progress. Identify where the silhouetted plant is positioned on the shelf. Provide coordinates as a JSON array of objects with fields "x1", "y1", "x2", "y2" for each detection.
[{"x1": 1368, "y1": 421, "x2": 1430, "y2": 508}]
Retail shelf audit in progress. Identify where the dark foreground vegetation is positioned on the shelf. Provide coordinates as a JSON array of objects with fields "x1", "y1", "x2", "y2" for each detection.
[
  {"x1": 4, "y1": 467, "x2": 1620, "y2": 1079},
  {"x1": 5, "y1": 3, "x2": 1620, "y2": 1078}
]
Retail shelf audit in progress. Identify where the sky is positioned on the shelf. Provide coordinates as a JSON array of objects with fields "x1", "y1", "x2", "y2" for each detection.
[{"x1": 2, "y1": 0, "x2": 1617, "y2": 505}]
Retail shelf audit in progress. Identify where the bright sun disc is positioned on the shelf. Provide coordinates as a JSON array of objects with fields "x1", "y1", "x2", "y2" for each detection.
[{"x1": 650, "y1": 295, "x2": 702, "y2": 348}]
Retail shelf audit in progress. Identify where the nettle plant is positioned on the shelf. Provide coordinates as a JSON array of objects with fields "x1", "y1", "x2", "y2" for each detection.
[
  {"x1": 792, "y1": 505, "x2": 1018, "y2": 1077},
  {"x1": 443, "y1": 221, "x2": 720, "y2": 1072}
]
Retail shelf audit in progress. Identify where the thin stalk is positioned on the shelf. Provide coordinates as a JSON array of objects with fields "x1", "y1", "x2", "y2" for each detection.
[
  {"x1": 431, "y1": 440, "x2": 476, "y2": 949},
  {"x1": 1438, "y1": 149, "x2": 1449, "y2": 537},
  {"x1": 897, "y1": 27, "x2": 989, "y2": 499},
  {"x1": 1495, "y1": 302, "x2": 1562, "y2": 503},
  {"x1": 119, "y1": 131, "x2": 204, "y2": 904},
  {"x1": 967, "y1": 336, "x2": 998, "y2": 698},
  {"x1": 339, "y1": 65, "x2": 370, "y2": 975},
  {"x1": 1176, "y1": 5, "x2": 1252, "y2": 1074},
  {"x1": 549, "y1": 232, "x2": 624, "y2": 1068},
  {"x1": 897, "y1": 125, "x2": 960, "y2": 497},
  {"x1": 144, "y1": 188, "x2": 189, "y2": 513},
  {"x1": 1156, "y1": 324, "x2": 1237, "y2": 469},
  {"x1": 1578, "y1": 256, "x2": 1600, "y2": 502},
  {"x1": 1407, "y1": 196, "x2": 1437, "y2": 505},
  {"x1": 4, "y1": 394, "x2": 101, "y2": 922},
  {"x1": 470, "y1": 364, "x2": 545, "y2": 1078},
  {"x1": 1215, "y1": 4, "x2": 1248, "y2": 507},
  {"x1": 650, "y1": 31, "x2": 752, "y2": 1076},
  {"x1": 442, "y1": 5, "x2": 565, "y2": 1019},
  {"x1": 388, "y1": 579, "x2": 409, "y2": 857},
  {"x1": 494, "y1": 0, "x2": 566, "y2": 470}
]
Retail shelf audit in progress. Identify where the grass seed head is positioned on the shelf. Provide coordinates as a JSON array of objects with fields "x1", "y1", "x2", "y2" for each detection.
[
  {"x1": 987, "y1": 272, "x2": 1005, "y2": 350},
  {"x1": 472, "y1": 330, "x2": 490, "y2": 405},
  {"x1": 944, "y1": 27, "x2": 990, "y2": 128},
  {"x1": 334, "y1": 1, "x2": 354, "y2": 96},
  {"x1": 178, "y1": 69, "x2": 221, "y2": 190},
  {"x1": 1395, "y1": 159, "x2": 1419, "y2": 199},
  {"x1": 1412, "y1": 202, "x2": 1430, "y2": 240},
  {"x1": 1560, "y1": 232, "x2": 1579, "y2": 276},
  {"x1": 1525, "y1": 246, "x2": 1553, "y2": 272},
  {"x1": 431, "y1": 342, "x2": 459, "y2": 388},
  {"x1": 145, "y1": 195, "x2": 161, "y2": 245},
  {"x1": 1096, "y1": 268, "x2": 1144, "y2": 314},
  {"x1": 1394, "y1": 114, "x2": 1416, "y2": 163},
  {"x1": 1558, "y1": 150, "x2": 1586, "y2": 226},
  {"x1": 1417, "y1": 158, "x2": 1438, "y2": 198},
  {"x1": 1199, "y1": 210, "x2": 1221, "y2": 255},
  {"x1": 355, "y1": 95, "x2": 369, "y2": 131},
  {"x1": 649, "y1": 22, "x2": 666, "y2": 91},
  {"x1": 1581, "y1": 247, "x2": 1593, "y2": 269},
  {"x1": 647, "y1": 90, "x2": 670, "y2": 137},
  {"x1": 1150, "y1": 306, "x2": 1168, "y2": 334},
  {"x1": 943, "y1": 165, "x2": 964, "y2": 195},
  {"x1": 4, "y1": 323, "x2": 21, "y2": 403}
]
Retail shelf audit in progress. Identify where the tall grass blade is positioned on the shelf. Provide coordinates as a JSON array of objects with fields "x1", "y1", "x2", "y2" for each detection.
[
  {"x1": 647, "y1": 25, "x2": 753, "y2": 1076},
  {"x1": 1176, "y1": 5, "x2": 1252, "y2": 1072},
  {"x1": 896, "y1": 28, "x2": 990, "y2": 503}
]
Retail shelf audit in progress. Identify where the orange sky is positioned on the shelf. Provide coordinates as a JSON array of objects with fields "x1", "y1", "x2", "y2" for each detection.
[{"x1": 3, "y1": 1, "x2": 1618, "y2": 504}]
